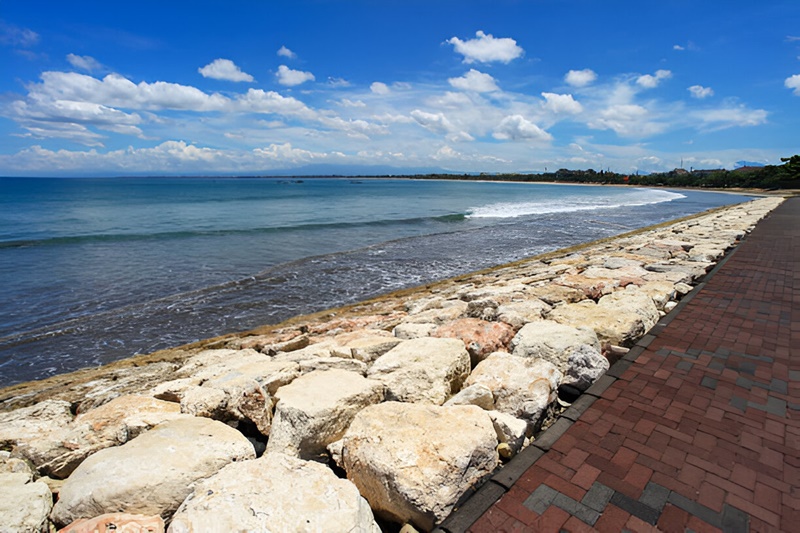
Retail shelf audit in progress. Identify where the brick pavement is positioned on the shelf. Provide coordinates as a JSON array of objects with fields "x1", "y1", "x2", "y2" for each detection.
[{"x1": 437, "y1": 197, "x2": 799, "y2": 532}]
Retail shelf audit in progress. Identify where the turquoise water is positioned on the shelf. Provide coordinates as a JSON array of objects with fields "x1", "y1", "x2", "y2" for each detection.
[{"x1": 0, "y1": 177, "x2": 750, "y2": 385}]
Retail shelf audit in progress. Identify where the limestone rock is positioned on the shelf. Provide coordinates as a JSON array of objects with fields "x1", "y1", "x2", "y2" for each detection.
[
  {"x1": 443, "y1": 383, "x2": 495, "y2": 410},
  {"x1": 198, "y1": 374, "x2": 272, "y2": 435},
  {"x1": 510, "y1": 320, "x2": 600, "y2": 374},
  {"x1": 528, "y1": 283, "x2": 585, "y2": 305},
  {"x1": 266, "y1": 369, "x2": 385, "y2": 460},
  {"x1": 401, "y1": 302, "x2": 467, "y2": 324},
  {"x1": 330, "y1": 330, "x2": 403, "y2": 363},
  {"x1": 597, "y1": 287, "x2": 660, "y2": 332},
  {"x1": 464, "y1": 352, "x2": 561, "y2": 426},
  {"x1": 433, "y1": 318, "x2": 515, "y2": 366},
  {"x1": 487, "y1": 411, "x2": 528, "y2": 455},
  {"x1": 298, "y1": 356, "x2": 368, "y2": 375},
  {"x1": 393, "y1": 322, "x2": 437, "y2": 339},
  {"x1": 495, "y1": 298, "x2": 551, "y2": 330},
  {"x1": 548, "y1": 300, "x2": 649, "y2": 347},
  {"x1": 368, "y1": 337, "x2": 470, "y2": 405},
  {"x1": 0, "y1": 473, "x2": 52, "y2": 533},
  {"x1": 38, "y1": 395, "x2": 185, "y2": 479},
  {"x1": 562, "y1": 344, "x2": 610, "y2": 391},
  {"x1": 169, "y1": 452, "x2": 379, "y2": 533},
  {"x1": 0, "y1": 400, "x2": 73, "y2": 477},
  {"x1": 341, "y1": 402, "x2": 498, "y2": 530},
  {"x1": 51, "y1": 417, "x2": 255, "y2": 526},
  {"x1": 60, "y1": 513, "x2": 165, "y2": 533},
  {"x1": 554, "y1": 274, "x2": 617, "y2": 300}
]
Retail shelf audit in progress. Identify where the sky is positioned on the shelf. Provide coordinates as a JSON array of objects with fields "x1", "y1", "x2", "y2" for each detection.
[{"x1": 1, "y1": 0, "x2": 799, "y2": 176}]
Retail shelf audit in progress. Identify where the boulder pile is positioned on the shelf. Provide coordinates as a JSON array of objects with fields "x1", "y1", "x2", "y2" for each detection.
[{"x1": 0, "y1": 196, "x2": 782, "y2": 532}]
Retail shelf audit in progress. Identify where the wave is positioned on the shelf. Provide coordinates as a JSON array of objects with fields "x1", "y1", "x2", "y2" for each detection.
[
  {"x1": 467, "y1": 189, "x2": 686, "y2": 219},
  {"x1": 0, "y1": 212, "x2": 468, "y2": 249}
]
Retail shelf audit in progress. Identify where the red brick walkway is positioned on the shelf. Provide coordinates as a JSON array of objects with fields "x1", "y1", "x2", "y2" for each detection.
[{"x1": 438, "y1": 197, "x2": 799, "y2": 532}]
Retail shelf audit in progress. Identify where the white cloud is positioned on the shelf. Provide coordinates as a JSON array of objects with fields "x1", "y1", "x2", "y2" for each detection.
[
  {"x1": 411, "y1": 109, "x2": 456, "y2": 134},
  {"x1": 688, "y1": 85, "x2": 714, "y2": 99},
  {"x1": 67, "y1": 54, "x2": 102, "y2": 72},
  {"x1": 236, "y1": 89, "x2": 316, "y2": 119},
  {"x1": 447, "y1": 30, "x2": 523, "y2": 64},
  {"x1": 541, "y1": 92, "x2": 583, "y2": 114},
  {"x1": 692, "y1": 106, "x2": 768, "y2": 130},
  {"x1": 276, "y1": 65, "x2": 315, "y2": 86},
  {"x1": 338, "y1": 98, "x2": 366, "y2": 108},
  {"x1": 327, "y1": 77, "x2": 351, "y2": 87},
  {"x1": 493, "y1": 115, "x2": 552, "y2": 142},
  {"x1": 0, "y1": 21, "x2": 39, "y2": 47},
  {"x1": 198, "y1": 59, "x2": 254, "y2": 82},
  {"x1": 448, "y1": 69, "x2": 499, "y2": 92},
  {"x1": 785, "y1": 74, "x2": 800, "y2": 95},
  {"x1": 636, "y1": 69, "x2": 672, "y2": 88},
  {"x1": 673, "y1": 44, "x2": 685, "y2": 51},
  {"x1": 277, "y1": 46, "x2": 296, "y2": 59},
  {"x1": 565, "y1": 69, "x2": 597, "y2": 87},
  {"x1": 370, "y1": 82, "x2": 390, "y2": 95},
  {"x1": 588, "y1": 104, "x2": 665, "y2": 137}
]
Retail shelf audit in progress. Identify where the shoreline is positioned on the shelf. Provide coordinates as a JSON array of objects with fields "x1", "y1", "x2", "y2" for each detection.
[
  {"x1": 0, "y1": 195, "x2": 785, "y2": 531},
  {"x1": 0, "y1": 193, "x2": 769, "y2": 408}
]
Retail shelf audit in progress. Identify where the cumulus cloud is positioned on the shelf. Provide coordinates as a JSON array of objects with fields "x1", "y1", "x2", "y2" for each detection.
[
  {"x1": 447, "y1": 30, "x2": 523, "y2": 64},
  {"x1": 565, "y1": 69, "x2": 597, "y2": 87},
  {"x1": 493, "y1": 115, "x2": 552, "y2": 142},
  {"x1": 692, "y1": 106, "x2": 768, "y2": 130},
  {"x1": 411, "y1": 110, "x2": 456, "y2": 134},
  {"x1": 588, "y1": 104, "x2": 665, "y2": 137},
  {"x1": 673, "y1": 44, "x2": 685, "y2": 51},
  {"x1": 198, "y1": 58, "x2": 254, "y2": 82},
  {"x1": 636, "y1": 69, "x2": 672, "y2": 88},
  {"x1": 541, "y1": 92, "x2": 583, "y2": 114},
  {"x1": 370, "y1": 82, "x2": 390, "y2": 95},
  {"x1": 688, "y1": 85, "x2": 714, "y2": 99},
  {"x1": 448, "y1": 69, "x2": 499, "y2": 92},
  {"x1": 277, "y1": 46, "x2": 296, "y2": 59},
  {"x1": 785, "y1": 74, "x2": 800, "y2": 95},
  {"x1": 275, "y1": 65, "x2": 315, "y2": 86},
  {"x1": 67, "y1": 54, "x2": 102, "y2": 72},
  {"x1": 338, "y1": 98, "x2": 366, "y2": 108}
]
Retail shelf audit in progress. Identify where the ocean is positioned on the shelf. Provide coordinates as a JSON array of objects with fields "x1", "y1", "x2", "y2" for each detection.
[{"x1": 0, "y1": 177, "x2": 751, "y2": 387}]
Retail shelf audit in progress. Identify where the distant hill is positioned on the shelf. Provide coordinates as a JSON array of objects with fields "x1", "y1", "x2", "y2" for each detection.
[{"x1": 266, "y1": 163, "x2": 456, "y2": 177}]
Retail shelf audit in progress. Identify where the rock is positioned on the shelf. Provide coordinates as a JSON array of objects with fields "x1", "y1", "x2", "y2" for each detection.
[
  {"x1": 60, "y1": 513, "x2": 165, "y2": 533},
  {"x1": 199, "y1": 374, "x2": 272, "y2": 435},
  {"x1": 597, "y1": 287, "x2": 660, "y2": 331},
  {"x1": 464, "y1": 352, "x2": 561, "y2": 426},
  {"x1": 487, "y1": 411, "x2": 528, "y2": 455},
  {"x1": 341, "y1": 402, "x2": 498, "y2": 530},
  {"x1": 443, "y1": 383, "x2": 495, "y2": 410},
  {"x1": 266, "y1": 370, "x2": 385, "y2": 460},
  {"x1": 71, "y1": 362, "x2": 182, "y2": 414},
  {"x1": 495, "y1": 298, "x2": 551, "y2": 330},
  {"x1": 635, "y1": 281, "x2": 678, "y2": 310},
  {"x1": 528, "y1": 283, "x2": 585, "y2": 305},
  {"x1": 401, "y1": 302, "x2": 467, "y2": 324},
  {"x1": 393, "y1": 322, "x2": 437, "y2": 339},
  {"x1": 0, "y1": 473, "x2": 52, "y2": 533},
  {"x1": 548, "y1": 300, "x2": 649, "y2": 347},
  {"x1": 562, "y1": 344, "x2": 610, "y2": 391},
  {"x1": 368, "y1": 337, "x2": 470, "y2": 405},
  {"x1": 0, "y1": 400, "x2": 73, "y2": 477},
  {"x1": 603, "y1": 256, "x2": 644, "y2": 270},
  {"x1": 192, "y1": 358, "x2": 301, "y2": 397},
  {"x1": 554, "y1": 274, "x2": 617, "y2": 300},
  {"x1": 179, "y1": 386, "x2": 228, "y2": 418},
  {"x1": 51, "y1": 417, "x2": 255, "y2": 526},
  {"x1": 433, "y1": 318, "x2": 515, "y2": 366},
  {"x1": 510, "y1": 320, "x2": 600, "y2": 374},
  {"x1": 168, "y1": 453, "x2": 379, "y2": 533},
  {"x1": 37, "y1": 395, "x2": 185, "y2": 479},
  {"x1": 0, "y1": 451, "x2": 33, "y2": 480},
  {"x1": 674, "y1": 282, "x2": 693, "y2": 295},
  {"x1": 240, "y1": 333, "x2": 310, "y2": 355},
  {"x1": 664, "y1": 301, "x2": 678, "y2": 313},
  {"x1": 330, "y1": 330, "x2": 403, "y2": 363},
  {"x1": 298, "y1": 356, "x2": 368, "y2": 375}
]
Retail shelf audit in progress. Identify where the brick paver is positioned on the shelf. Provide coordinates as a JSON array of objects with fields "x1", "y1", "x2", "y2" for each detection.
[{"x1": 437, "y1": 197, "x2": 799, "y2": 532}]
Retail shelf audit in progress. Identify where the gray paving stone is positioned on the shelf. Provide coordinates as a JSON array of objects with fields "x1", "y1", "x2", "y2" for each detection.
[
  {"x1": 560, "y1": 393, "x2": 597, "y2": 422},
  {"x1": 720, "y1": 504, "x2": 750, "y2": 533},
  {"x1": 730, "y1": 396, "x2": 748, "y2": 412},
  {"x1": 676, "y1": 361, "x2": 693, "y2": 372},
  {"x1": 523, "y1": 484, "x2": 558, "y2": 515},
  {"x1": 700, "y1": 376, "x2": 718, "y2": 390},
  {"x1": 668, "y1": 491, "x2": 722, "y2": 529},
  {"x1": 610, "y1": 491, "x2": 660, "y2": 525},
  {"x1": 584, "y1": 374, "x2": 617, "y2": 398},
  {"x1": 436, "y1": 481, "x2": 507, "y2": 533},
  {"x1": 491, "y1": 445, "x2": 545, "y2": 489},
  {"x1": 735, "y1": 376, "x2": 753, "y2": 390},
  {"x1": 606, "y1": 359, "x2": 632, "y2": 378},
  {"x1": 769, "y1": 378, "x2": 788, "y2": 394},
  {"x1": 552, "y1": 492, "x2": 600, "y2": 526},
  {"x1": 766, "y1": 396, "x2": 787, "y2": 417},
  {"x1": 639, "y1": 482, "x2": 670, "y2": 513},
  {"x1": 582, "y1": 482, "x2": 614, "y2": 513},
  {"x1": 532, "y1": 417, "x2": 573, "y2": 451}
]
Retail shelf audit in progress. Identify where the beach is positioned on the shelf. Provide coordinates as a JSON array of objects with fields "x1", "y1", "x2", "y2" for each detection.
[{"x1": 0, "y1": 194, "x2": 784, "y2": 532}]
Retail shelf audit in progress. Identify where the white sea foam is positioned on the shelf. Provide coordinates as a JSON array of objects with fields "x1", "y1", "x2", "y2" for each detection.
[{"x1": 467, "y1": 189, "x2": 686, "y2": 219}]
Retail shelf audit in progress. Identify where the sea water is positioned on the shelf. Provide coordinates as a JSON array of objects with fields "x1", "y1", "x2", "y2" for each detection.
[{"x1": 0, "y1": 177, "x2": 751, "y2": 386}]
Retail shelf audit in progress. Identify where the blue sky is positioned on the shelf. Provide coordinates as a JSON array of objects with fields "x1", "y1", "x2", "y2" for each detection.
[{"x1": 1, "y1": 0, "x2": 799, "y2": 176}]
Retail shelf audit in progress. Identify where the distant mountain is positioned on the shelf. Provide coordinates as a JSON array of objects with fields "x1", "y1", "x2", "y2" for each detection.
[{"x1": 734, "y1": 160, "x2": 765, "y2": 169}]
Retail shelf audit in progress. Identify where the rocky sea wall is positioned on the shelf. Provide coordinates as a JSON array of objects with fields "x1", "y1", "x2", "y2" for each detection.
[{"x1": 0, "y1": 196, "x2": 784, "y2": 532}]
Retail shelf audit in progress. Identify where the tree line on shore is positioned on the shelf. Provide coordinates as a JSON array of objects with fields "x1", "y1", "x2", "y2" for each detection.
[{"x1": 408, "y1": 154, "x2": 800, "y2": 190}]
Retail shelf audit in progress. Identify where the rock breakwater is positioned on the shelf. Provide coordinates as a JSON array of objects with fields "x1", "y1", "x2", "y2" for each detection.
[{"x1": 0, "y1": 196, "x2": 783, "y2": 532}]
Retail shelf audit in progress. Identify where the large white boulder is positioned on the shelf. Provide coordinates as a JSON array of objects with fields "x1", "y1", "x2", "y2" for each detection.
[
  {"x1": 0, "y1": 471, "x2": 52, "y2": 533},
  {"x1": 548, "y1": 300, "x2": 648, "y2": 347},
  {"x1": 464, "y1": 352, "x2": 561, "y2": 426},
  {"x1": 330, "y1": 330, "x2": 403, "y2": 363},
  {"x1": 367, "y1": 337, "x2": 470, "y2": 405},
  {"x1": 597, "y1": 287, "x2": 660, "y2": 331},
  {"x1": 37, "y1": 395, "x2": 185, "y2": 479},
  {"x1": 51, "y1": 417, "x2": 255, "y2": 527},
  {"x1": 341, "y1": 402, "x2": 498, "y2": 531},
  {"x1": 495, "y1": 298, "x2": 552, "y2": 330},
  {"x1": 510, "y1": 320, "x2": 600, "y2": 374},
  {"x1": 562, "y1": 344, "x2": 610, "y2": 391},
  {"x1": 266, "y1": 369, "x2": 385, "y2": 460},
  {"x1": 168, "y1": 453, "x2": 379, "y2": 533}
]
